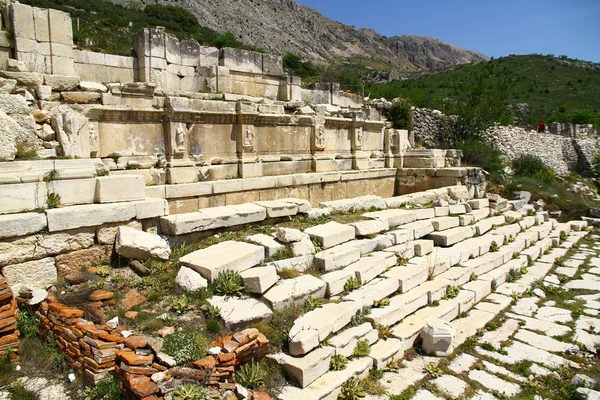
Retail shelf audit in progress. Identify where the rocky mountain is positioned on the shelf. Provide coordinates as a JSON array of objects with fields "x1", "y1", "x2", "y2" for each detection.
[{"x1": 111, "y1": 0, "x2": 489, "y2": 73}]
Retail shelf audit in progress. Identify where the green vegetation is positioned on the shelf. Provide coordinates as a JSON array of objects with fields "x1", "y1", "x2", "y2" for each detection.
[
  {"x1": 213, "y1": 270, "x2": 244, "y2": 296},
  {"x1": 369, "y1": 55, "x2": 600, "y2": 129},
  {"x1": 235, "y1": 360, "x2": 265, "y2": 389},
  {"x1": 387, "y1": 100, "x2": 413, "y2": 131},
  {"x1": 330, "y1": 354, "x2": 348, "y2": 371},
  {"x1": 20, "y1": 0, "x2": 263, "y2": 55},
  {"x1": 84, "y1": 377, "x2": 123, "y2": 400},
  {"x1": 338, "y1": 377, "x2": 366, "y2": 400},
  {"x1": 172, "y1": 384, "x2": 210, "y2": 400},
  {"x1": 512, "y1": 155, "x2": 555, "y2": 183},
  {"x1": 161, "y1": 331, "x2": 209, "y2": 364},
  {"x1": 344, "y1": 276, "x2": 362, "y2": 292},
  {"x1": 9, "y1": 382, "x2": 38, "y2": 400},
  {"x1": 352, "y1": 339, "x2": 371, "y2": 357},
  {"x1": 16, "y1": 310, "x2": 39, "y2": 339}
]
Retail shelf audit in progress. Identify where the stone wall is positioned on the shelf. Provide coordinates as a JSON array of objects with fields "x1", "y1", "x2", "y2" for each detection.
[
  {"x1": 486, "y1": 125, "x2": 598, "y2": 176},
  {"x1": 73, "y1": 50, "x2": 136, "y2": 84}
]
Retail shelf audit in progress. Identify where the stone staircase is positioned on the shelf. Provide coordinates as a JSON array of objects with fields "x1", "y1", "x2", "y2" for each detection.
[{"x1": 158, "y1": 184, "x2": 588, "y2": 399}]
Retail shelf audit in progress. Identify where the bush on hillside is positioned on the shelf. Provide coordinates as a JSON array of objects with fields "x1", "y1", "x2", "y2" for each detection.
[
  {"x1": 387, "y1": 100, "x2": 413, "y2": 131},
  {"x1": 283, "y1": 53, "x2": 320, "y2": 80},
  {"x1": 455, "y1": 138, "x2": 504, "y2": 178},
  {"x1": 512, "y1": 155, "x2": 555, "y2": 183}
]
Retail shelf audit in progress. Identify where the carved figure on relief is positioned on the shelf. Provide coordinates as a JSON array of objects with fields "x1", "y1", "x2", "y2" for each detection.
[
  {"x1": 243, "y1": 126, "x2": 255, "y2": 147},
  {"x1": 355, "y1": 126, "x2": 363, "y2": 147},
  {"x1": 176, "y1": 123, "x2": 194, "y2": 151}
]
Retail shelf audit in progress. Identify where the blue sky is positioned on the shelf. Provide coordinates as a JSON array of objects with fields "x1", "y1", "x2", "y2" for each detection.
[{"x1": 296, "y1": 0, "x2": 600, "y2": 62}]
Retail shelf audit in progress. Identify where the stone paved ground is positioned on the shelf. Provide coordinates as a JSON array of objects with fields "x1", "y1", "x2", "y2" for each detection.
[{"x1": 365, "y1": 232, "x2": 600, "y2": 400}]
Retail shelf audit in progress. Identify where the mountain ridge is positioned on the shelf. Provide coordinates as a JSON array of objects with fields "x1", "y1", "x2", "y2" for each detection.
[{"x1": 111, "y1": 0, "x2": 489, "y2": 73}]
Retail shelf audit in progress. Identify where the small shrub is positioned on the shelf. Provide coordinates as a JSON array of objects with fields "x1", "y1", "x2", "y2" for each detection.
[
  {"x1": 171, "y1": 295, "x2": 191, "y2": 314},
  {"x1": 206, "y1": 320, "x2": 220, "y2": 333},
  {"x1": 200, "y1": 303, "x2": 221, "y2": 319},
  {"x1": 443, "y1": 286, "x2": 460, "y2": 300},
  {"x1": 96, "y1": 169, "x2": 109, "y2": 177},
  {"x1": 330, "y1": 354, "x2": 348, "y2": 371},
  {"x1": 424, "y1": 362, "x2": 443, "y2": 378},
  {"x1": 172, "y1": 383, "x2": 210, "y2": 400},
  {"x1": 344, "y1": 276, "x2": 362, "y2": 292},
  {"x1": 213, "y1": 270, "x2": 244, "y2": 296},
  {"x1": 350, "y1": 307, "x2": 371, "y2": 327},
  {"x1": 491, "y1": 279, "x2": 498, "y2": 292},
  {"x1": 353, "y1": 340, "x2": 371, "y2": 357},
  {"x1": 372, "y1": 298, "x2": 390, "y2": 308},
  {"x1": 43, "y1": 169, "x2": 58, "y2": 182},
  {"x1": 16, "y1": 310, "x2": 39, "y2": 338},
  {"x1": 84, "y1": 377, "x2": 123, "y2": 400},
  {"x1": 470, "y1": 272, "x2": 478, "y2": 281},
  {"x1": 124, "y1": 162, "x2": 141, "y2": 170},
  {"x1": 490, "y1": 241, "x2": 500, "y2": 252},
  {"x1": 236, "y1": 360, "x2": 265, "y2": 389},
  {"x1": 363, "y1": 375, "x2": 386, "y2": 395},
  {"x1": 506, "y1": 268, "x2": 521, "y2": 283},
  {"x1": 383, "y1": 359, "x2": 401, "y2": 372},
  {"x1": 377, "y1": 325, "x2": 392, "y2": 339},
  {"x1": 481, "y1": 342, "x2": 495, "y2": 351},
  {"x1": 15, "y1": 142, "x2": 37, "y2": 160},
  {"x1": 512, "y1": 155, "x2": 554, "y2": 183},
  {"x1": 387, "y1": 100, "x2": 413, "y2": 131},
  {"x1": 303, "y1": 296, "x2": 327, "y2": 313},
  {"x1": 46, "y1": 192, "x2": 61, "y2": 209},
  {"x1": 455, "y1": 138, "x2": 504, "y2": 177},
  {"x1": 338, "y1": 377, "x2": 366, "y2": 400},
  {"x1": 9, "y1": 382, "x2": 37, "y2": 400},
  {"x1": 162, "y1": 331, "x2": 209, "y2": 364},
  {"x1": 396, "y1": 257, "x2": 409, "y2": 266}
]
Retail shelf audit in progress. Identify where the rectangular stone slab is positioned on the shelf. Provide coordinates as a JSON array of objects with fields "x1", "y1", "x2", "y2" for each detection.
[
  {"x1": 179, "y1": 240, "x2": 264, "y2": 282},
  {"x1": 263, "y1": 275, "x2": 326, "y2": 311},
  {"x1": 305, "y1": 221, "x2": 355, "y2": 249}
]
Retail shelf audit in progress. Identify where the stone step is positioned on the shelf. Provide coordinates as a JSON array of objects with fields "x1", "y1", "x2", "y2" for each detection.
[
  {"x1": 305, "y1": 221, "x2": 355, "y2": 249},
  {"x1": 269, "y1": 347, "x2": 334, "y2": 388},
  {"x1": 343, "y1": 277, "x2": 399, "y2": 307},
  {"x1": 207, "y1": 296, "x2": 273, "y2": 330},
  {"x1": 319, "y1": 195, "x2": 387, "y2": 212},
  {"x1": 314, "y1": 243, "x2": 361, "y2": 272},
  {"x1": 327, "y1": 322, "x2": 378, "y2": 358},
  {"x1": 263, "y1": 275, "x2": 326, "y2": 311},
  {"x1": 429, "y1": 226, "x2": 475, "y2": 246},
  {"x1": 343, "y1": 252, "x2": 396, "y2": 285}
]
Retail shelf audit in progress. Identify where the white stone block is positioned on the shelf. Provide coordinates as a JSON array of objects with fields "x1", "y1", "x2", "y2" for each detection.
[
  {"x1": 429, "y1": 226, "x2": 474, "y2": 246},
  {"x1": 383, "y1": 265, "x2": 428, "y2": 293},
  {"x1": 240, "y1": 266, "x2": 278, "y2": 294},
  {"x1": 276, "y1": 227, "x2": 305, "y2": 243},
  {"x1": 363, "y1": 209, "x2": 417, "y2": 228},
  {"x1": 344, "y1": 252, "x2": 396, "y2": 284},
  {"x1": 421, "y1": 318, "x2": 454, "y2": 356},
  {"x1": 95, "y1": 175, "x2": 145, "y2": 203},
  {"x1": 280, "y1": 198, "x2": 311, "y2": 213},
  {"x1": 0, "y1": 182, "x2": 47, "y2": 214},
  {"x1": 133, "y1": 198, "x2": 169, "y2": 219},
  {"x1": 254, "y1": 200, "x2": 298, "y2": 218},
  {"x1": 402, "y1": 220, "x2": 434, "y2": 239},
  {"x1": 3, "y1": 257, "x2": 56, "y2": 288},
  {"x1": 207, "y1": 296, "x2": 273, "y2": 330},
  {"x1": 115, "y1": 226, "x2": 171, "y2": 261},
  {"x1": 431, "y1": 216, "x2": 460, "y2": 231},
  {"x1": 319, "y1": 195, "x2": 386, "y2": 212},
  {"x1": 46, "y1": 202, "x2": 136, "y2": 232},
  {"x1": 179, "y1": 240, "x2": 264, "y2": 282},
  {"x1": 368, "y1": 338, "x2": 403, "y2": 368},
  {"x1": 290, "y1": 236, "x2": 316, "y2": 256},
  {"x1": 305, "y1": 221, "x2": 355, "y2": 249},
  {"x1": 0, "y1": 212, "x2": 47, "y2": 239},
  {"x1": 270, "y1": 347, "x2": 334, "y2": 388},
  {"x1": 413, "y1": 239, "x2": 434, "y2": 256},
  {"x1": 247, "y1": 234, "x2": 285, "y2": 258},
  {"x1": 349, "y1": 220, "x2": 388, "y2": 237},
  {"x1": 263, "y1": 275, "x2": 326, "y2": 311},
  {"x1": 47, "y1": 178, "x2": 96, "y2": 206},
  {"x1": 175, "y1": 266, "x2": 208, "y2": 291},
  {"x1": 468, "y1": 199, "x2": 489, "y2": 210},
  {"x1": 321, "y1": 270, "x2": 354, "y2": 296},
  {"x1": 315, "y1": 244, "x2": 361, "y2": 272},
  {"x1": 343, "y1": 277, "x2": 399, "y2": 308}
]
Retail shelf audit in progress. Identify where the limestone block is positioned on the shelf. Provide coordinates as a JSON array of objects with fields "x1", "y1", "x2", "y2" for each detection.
[
  {"x1": 471, "y1": 208, "x2": 490, "y2": 222},
  {"x1": 421, "y1": 318, "x2": 454, "y2": 356},
  {"x1": 96, "y1": 220, "x2": 142, "y2": 245},
  {"x1": 79, "y1": 81, "x2": 108, "y2": 93},
  {"x1": 290, "y1": 236, "x2": 316, "y2": 256},
  {"x1": 46, "y1": 202, "x2": 136, "y2": 232},
  {"x1": 240, "y1": 266, "x2": 278, "y2": 294},
  {"x1": 115, "y1": 226, "x2": 171, "y2": 261},
  {"x1": 289, "y1": 301, "x2": 360, "y2": 355},
  {"x1": 570, "y1": 221, "x2": 587, "y2": 231},
  {"x1": 0, "y1": 93, "x2": 30, "y2": 114},
  {"x1": 0, "y1": 182, "x2": 47, "y2": 214},
  {"x1": 44, "y1": 75, "x2": 80, "y2": 91},
  {"x1": 61, "y1": 92, "x2": 100, "y2": 104},
  {"x1": 247, "y1": 234, "x2": 285, "y2": 258},
  {"x1": 468, "y1": 199, "x2": 489, "y2": 210},
  {"x1": 435, "y1": 206, "x2": 449, "y2": 217},
  {"x1": 349, "y1": 220, "x2": 388, "y2": 237},
  {"x1": 159, "y1": 204, "x2": 266, "y2": 235},
  {"x1": 459, "y1": 214, "x2": 475, "y2": 226},
  {"x1": 263, "y1": 275, "x2": 326, "y2": 311},
  {"x1": 175, "y1": 266, "x2": 208, "y2": 292},
  {"x1": 3, "y1": 257, "x2": 57, "y2": 288},
  {"x1": 343, "y1": 277, "x2": 399, "y2": 307},
  {"x1": 414, "y1": 208, "x2": 435, "y2": 220},
  {"x1": 254, "y1": 200, "x2": 298, "y2": 218},
  {"x1": 133, "y1": 198, "x2": 169, "y2": 219},
  {"x1": 387, "y1": 229, "x2": 411, "y2": 245},
  {"x1": 207, "y1": 296, "x2": 272, "y2": 330},
  {"x1": 267, "y1": 255, "x2": 314, "y2": 273},
  {"x1": 368, "y1": 338, "x2": 403, "y2": 368},
  {"x1": 0, "y1": 71, "x2": 44, "y2": 87},
  {"x1": 179, "y1": 240, "x2": 264, "y2": 282},
  {"x1": 413, "y1": 240, "x2": 434, "y2": 256},
  {"x1": 319, "y1": 195, "x2": 386, "y2": 212},
  {"x1": 276, "y1": 228, "x2": 304, "y2": 243},
  {"x1": 95, "y1": 176, "x2": 145, "y2": 203},
  {"x1": 384, "y1": 242, "x2": 414, "y2": 259},
  {"x1": 305, "y1": 221, "x2": 355, "y2": 249},
  {"x1": 363, "y1": 209, "x2": 417, "y2": 228},
  {"x1": 280, "y1": 198, "x2": 312, "y2": 213},
  {"x1": 401, "y1": 220, "x2": 434, "y2": 240},
  {"x1": 429, "y1": 226, "x2": 474, "y2": 246},
  {"x1": 270, "y1": 347, "x2": 334, "y2": 388},
  {"x1": 431, "y1": 216, "x2": 460, "y2": 231},
  {"x1": 344, "y1": 252, "x2": 396, "y2": 284},
  {"x1": 321, "y1": 270, "x2": 354, "y2": 296},
  {"x1": 383, "y1": 265, "x2": 428, "y2": 293},
  {"x1": 0, "y1": 212, "x2": 47, "y2": 239},
  {"x1": 47, "y1": 178, "x2": 96, "y2": 206},
  {"x1": 328, "y1": 323, "x2": 378, "y2": 358},
  {"x1": 448, "y1": 185, "x2": 470, "y2": 200},
  {"x1": 315, "y1": 244, "x2": 361, "y2": 272},
  {"x1": 448, "y1": 204, "x2": 467, "y2": 215}
]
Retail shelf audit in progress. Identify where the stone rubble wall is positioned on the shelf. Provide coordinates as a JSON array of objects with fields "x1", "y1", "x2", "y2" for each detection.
[
  {"x1": 486, "y1": 125, "x2": 599, "y2": 176},
  {"x1": 35, "y1": 296, "x2": 269, "y2": 398}
]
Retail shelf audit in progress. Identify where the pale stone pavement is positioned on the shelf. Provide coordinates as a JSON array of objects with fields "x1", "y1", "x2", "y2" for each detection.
[{"x1": 365, "y1": 233, "x2": 600, "y2": 400}]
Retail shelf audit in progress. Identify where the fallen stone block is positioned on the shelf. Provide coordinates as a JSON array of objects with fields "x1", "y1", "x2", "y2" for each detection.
[
  {"x1": 276, "y1": 228, "x2": 305, "y2": 243},
  {"x1": 344, "y1": 252, "x2": 396, "y2": 284},
  {"x1": 343, "y1": 277, "x2": 399, "y2": 307},
  {"x1": 175, "y1": 266, "x2": 208, "y2": 291},
  {"x1": 422, "y1": 319, "x2": 454, "y2": 356},
  {"x1": 247, "y1": 234, "x2": 285, "y2": 258},
  {"x1": 349, "y1": 220, "x2": 388, "y2": 237},
  {"x1": 240, "y1": 266, "x2": 278, "y2": 294},
  {"x1": 503, "y1": 211, "x2": 523, "y2": 224},
  {"x1": 280, "y1": 198, "x2": 311, "y2": 213},
  {"x1": 3, "y1": 257, "x2": 57, "y2": 288},
  {"x1": 384, "y1": 265, "x2": 428, "y2": 293},
  {"x1": 254, "y1": 200, "x2": 298, "y2": 218},
  {"x1": 266, "y1": 255, "x2": 314, "y2": 273},
  {"x1": 270, "y1": 347, "x2": 334, "y2": 388},
  {"x1": 431, "y1": 216, "x2": 460, "y2": 231},
  {"x1": 314, "y1": 244, "x2": 361, "y2": 272},
  {"x1": 263, "y1": 275, "x2": 326, "y2": 311},
  {"x1": 429, "y1": 226, "x2": 475, "y2": 246},
  {"x1": 305, "y1": 221, "x2": 355, "y2": 249},
  {"x1": 401, "y1": 220, "x2": 434, "y2": 240},
  {"x1": 448, "y1": 204, "x2": 468, "y2": 215},
  {"x1": 320, "y1": 195, "x2": 386, "y2": 212},
  {"x1": 95, "y1": 175, "x2": 146, "y2": 203},
  {"x1": 179, "y1": 240, "x2": 264, "y2": 282},
  {"x1": 115, "y1": 226, "x2": 171, "y2": 261},
  {"x1": 468, "y1": 199, "x2": 489, "y2": 210},
  {"x1": 207, "y1": 296, "x2": 273, "y2": 330},
  {"x1": 288, "y1": 301, "x2": 360, "y2": 355},
  {"x1": 363, "y1": 209, "x2": 417, "y2": 228},
  {"x1": 321, "y1": 270, "x2": 354, "y2": 296},
  {"x1": 369, "y1": 338, "x2": 403, "y2": 368}
]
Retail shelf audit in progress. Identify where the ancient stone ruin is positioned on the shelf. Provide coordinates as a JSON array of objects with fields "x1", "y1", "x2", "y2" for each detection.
[{"x1": 0, "y1": 3, "x2": 599, "y2": 400}]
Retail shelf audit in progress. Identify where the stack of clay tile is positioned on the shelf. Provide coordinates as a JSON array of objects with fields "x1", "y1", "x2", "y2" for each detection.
[
  {"x1": 36, "y1": 297, "x2": 124, "y2": 385},
  {"x1": 0, "y1": 276, "x2": 18, "y2": 359}
]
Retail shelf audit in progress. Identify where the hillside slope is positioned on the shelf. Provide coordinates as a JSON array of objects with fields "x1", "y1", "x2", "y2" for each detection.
[
  {"x1": 369, "y1": 55, "x2": 600, "y2": 127},
  {"x1": 103, "y1": 0, "x2": 488, "y2": 73}
]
